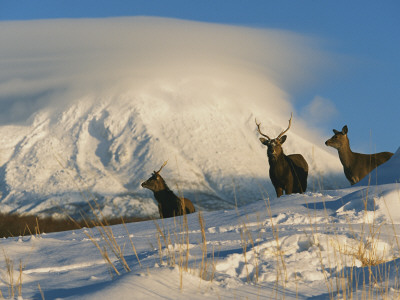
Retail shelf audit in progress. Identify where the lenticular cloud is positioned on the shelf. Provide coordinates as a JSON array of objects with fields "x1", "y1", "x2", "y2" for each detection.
[
  {"x1": 0, "y1": 17, "x2": 345, "y2": 218},
  {"x1": 0, "y1": 17, "x2": 324, "y2": 122}
]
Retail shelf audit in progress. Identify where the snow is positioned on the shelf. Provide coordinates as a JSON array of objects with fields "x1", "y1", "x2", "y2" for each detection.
[
  {"x1": 0, "y1": 17, "x2": 399, "y2": 299},
  {"x1": 1, "y1": 174, "x2": 399, "y2": 299}
]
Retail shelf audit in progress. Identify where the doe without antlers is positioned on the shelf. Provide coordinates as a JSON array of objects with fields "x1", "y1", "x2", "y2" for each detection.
[{"x1": 325, "y1": 125, "x2": 393, "y2": 185}]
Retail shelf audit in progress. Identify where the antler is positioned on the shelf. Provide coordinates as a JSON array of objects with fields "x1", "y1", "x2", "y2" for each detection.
[
  {"x1": 277, "y1": 113, "x2": 292, "y2": 139},
  {"x1": 255, "y1": 118, "x2": 271, "y2": 140},
  {"x1": 156, "y1": 160, "x2": 168, "y2": 174}
]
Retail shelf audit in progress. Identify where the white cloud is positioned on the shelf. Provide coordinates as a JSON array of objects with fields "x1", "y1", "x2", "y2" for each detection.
[
  {"x1": 301, "y1": 95, "x2": 338, "y2": 125},
  {"x1": 0, "y1": 17, "x2": 330, "y2": 127}
]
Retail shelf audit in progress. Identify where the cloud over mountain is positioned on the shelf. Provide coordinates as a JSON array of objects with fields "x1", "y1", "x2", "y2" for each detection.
[{"x1": 0, "y1": 17, "x2": 346, "y2": 218}]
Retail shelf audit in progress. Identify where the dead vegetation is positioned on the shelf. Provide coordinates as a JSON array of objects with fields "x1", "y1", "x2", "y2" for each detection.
[{"x1": 0, "y1": 212, "x2": 149, "y2": 238}]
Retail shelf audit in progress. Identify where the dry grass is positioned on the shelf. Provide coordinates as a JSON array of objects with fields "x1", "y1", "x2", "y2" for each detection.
[
  {"x1": 66, "y1": 198, "x2": 144, "y2": 277},
  {"x1": 153, "y1": 211, "x2": 195, "y2": 290},
  {"x1": 0, "y1": 251, "x2": 23, "y2": 299},
  {"x1": 315, "y1": 183, "x2": 400, "y2": 300},
  {"x1": 262, "y1": 193, "x2": 288, "y2": 296},
  {"x1": 151, "y1": 208, "x2": 220, "y2": 291},
  {"x1": 239, "y1": 219, "x2": 261, "y2": 284},
  {"x1": 154, "y1": 218, "x2": 174, "y2": 267},
  {"x1": 198, "y1": 211, "x2": 208, "y2": 280},
  {"x1": 122, "y1": 217, "x2": 142, "y2": 268},
  {"x1": 85, "y1": 176, "x2": 398, "y2": 299},
  {"x1": 37, "y1": 283, "x2": 45, "y2": 300},
  {"x1": 254, "y1": 168, "x2": 400, "y2": 300}
]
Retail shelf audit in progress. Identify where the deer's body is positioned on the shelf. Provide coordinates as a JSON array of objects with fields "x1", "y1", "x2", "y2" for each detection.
[
  {"x1": 325, "y1": 125, "x2": 393, "y2": 185},
  {"x1": 256, "y1": 114, "x2": 308, "y2": 197},
  {"x1": 141, "y1": 162, "x2": 195, "y2": 218},
  {"x1": 268, "y1": 153, "x2": 308, "y2": 197},
  {"x1": 153, "y1": 189, "x2": 195, "y2": 219}
]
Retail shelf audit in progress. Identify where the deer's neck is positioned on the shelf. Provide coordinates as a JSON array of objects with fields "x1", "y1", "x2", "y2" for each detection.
[
  {"x1": 268, "y1": 153, "x2": 287, "y2": 167},
  {"x1": 154, "y1": 188, "x2": 175, "y2": 201},
  {"x1": 337, "y1": 142, "x2": 354, "y2": 168}
]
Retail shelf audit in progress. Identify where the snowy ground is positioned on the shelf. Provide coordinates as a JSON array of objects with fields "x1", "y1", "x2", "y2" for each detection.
[{"x1": 0, "y1": 150, "x2": 398, "y2": 299}]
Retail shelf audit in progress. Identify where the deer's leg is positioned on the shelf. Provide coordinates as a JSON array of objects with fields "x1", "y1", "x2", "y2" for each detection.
[
  {"x1": 158, "y1": 204, "x2": 163, "y2": 219},
  {"x1": 285, "y1": 180, "x2": 293, "y2": 195},
  {"x1": 275, "y1": 187, "x2": 283, "y2": 198},
  {"x1": 301, "y1": 175, "x2": 307, "y2": 194},
  {"x1": 350, "y1": 177, "x2": 359, "y2": 185}
]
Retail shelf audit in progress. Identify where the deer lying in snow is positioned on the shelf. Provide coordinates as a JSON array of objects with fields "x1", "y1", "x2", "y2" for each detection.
[
  {"x1": 141, "y1": 161, "x2": 195, "y2": 218},
  {"x1": 256, "y1": 114, "x2": 308, "y2": 197},
  {"x1": 325, "y1": 125, "x2": 393, "y2": 185}
]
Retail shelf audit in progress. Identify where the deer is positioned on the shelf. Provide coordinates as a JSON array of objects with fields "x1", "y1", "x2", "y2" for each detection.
[
  {"x1": 141, "y1": 161, "x2": 196, "y2": 218},
  {"x1": 325, "y1": 125, "x2": 393, "y2": 185},
  {"x1": 256, "y1": 114, "x2": 308, "y2": 197}
]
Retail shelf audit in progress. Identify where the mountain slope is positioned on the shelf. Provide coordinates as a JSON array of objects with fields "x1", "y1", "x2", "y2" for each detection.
[
  {"x1": 0, "y1": 17, "x2": 346, "y2": 218},
  {"x1": 0, "y1": 94, "x2": 346, "y2": 218}
]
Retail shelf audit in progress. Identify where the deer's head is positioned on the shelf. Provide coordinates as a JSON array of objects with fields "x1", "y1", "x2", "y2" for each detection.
[
  {"x1": 256, "y1": 114, "x2": 292, "y2": 160},
  {"x1": 141, "y1": 161, "x2": 168, "y2": 192},
  {"x1": 325, "y1": 125, "x2": 348, "y2": 150}
]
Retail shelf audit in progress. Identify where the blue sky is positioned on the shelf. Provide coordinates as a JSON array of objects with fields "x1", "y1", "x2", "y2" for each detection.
[{"x1": 0, "y1": 0, "x2": 399, "y2": 153}]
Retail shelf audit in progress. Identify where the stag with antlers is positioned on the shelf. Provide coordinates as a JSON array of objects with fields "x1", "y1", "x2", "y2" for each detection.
[
  {"x1": 141, "y1": 161, "x2": 195, "y2": 218},
  {"x1": 325, "y1": 125, "x2": 393, "y2": 185},
  {"x1": 256, "y1": 114, "x2": 308, "y2": 197}
]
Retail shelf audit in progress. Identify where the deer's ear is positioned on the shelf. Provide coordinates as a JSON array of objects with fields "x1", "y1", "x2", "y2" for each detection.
[
  {"x1": 342, "y1": 125, "x2": 348, "y2": 135},
  {"x1": 259, "y1": 137, "x2": 269, "y2": 145},
  {"x1": 279, "y1": 135, "x2": 287, "y2": 144},
  {"x1": 333, "y1": 129, "x2": 340, "y2": 134}
]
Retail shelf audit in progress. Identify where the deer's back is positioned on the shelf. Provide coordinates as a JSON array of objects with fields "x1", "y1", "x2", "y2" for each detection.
[
  {"x1": 182, "y1": 198, "x2": 196, "y2": 214},
  {"x1": 160, "y1": 197, "x2": 195, "y2": 218},
  {"x1": 354, "y1": 151, "x2": 393, "y2": 169},
  {"x1": 154, "y1": 190, "x2": 195, "y2": 218},
  {"x1": 373, "y1": 151, "x2": 393, "y2": 166},
  {"x1": 345, "y1": 151, "x2": 393, "y2": 185},
  {"x1": 287, "y1": 154, "x2": 309, "y2": 172},
  {"x1": 155, "y1": 190, "x2": 180, "y2": 218}
]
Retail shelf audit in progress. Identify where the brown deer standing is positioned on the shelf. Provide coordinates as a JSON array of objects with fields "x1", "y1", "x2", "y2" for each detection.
[
  {"x1": 325, "y1": 125, "x2": 393, "y2": 185},
  {"x1": 141, "y1": 161, "x2": 195, "y2": 218},
  {"x1": 256, "y1": 114, "x2": 308, "y2": 197}
]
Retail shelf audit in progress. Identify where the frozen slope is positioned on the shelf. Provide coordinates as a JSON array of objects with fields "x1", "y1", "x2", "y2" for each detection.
[{"x1": 0, "y1": 17, "x2": 347, "y2": 218}]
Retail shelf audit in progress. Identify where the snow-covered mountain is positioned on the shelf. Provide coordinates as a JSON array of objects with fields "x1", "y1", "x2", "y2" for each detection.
[{"x1": 0, "y1": 17, "x2": 347, "y2": 218}]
